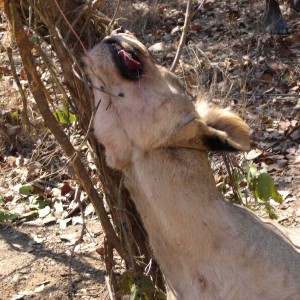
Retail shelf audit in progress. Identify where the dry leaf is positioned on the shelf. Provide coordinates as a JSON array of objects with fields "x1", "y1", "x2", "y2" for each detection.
[
  {"x1": 265, "y1": 57, "x2": 282, "y2": 72},
  {"x1": 61, "y1": 182, "x2": 73, "y2": 196},
  {"x1": 190, "y1": 24, "x2": 202, "y2": 32},
  {"x1": 96, "y1": 246, "x2": 105, "y2": 256},
  {"x1": 245, "y1": 149, "x2": 263, "y2": 160},
  {"x1": 6, "y1": 125, "x2": 21, "y2": 137},
  {"x1": 259, "y1": 73, "x2": 273, "y2": 84},
  {"x1": 279, "y1": 47, "x2": 295, "y2": 58}
]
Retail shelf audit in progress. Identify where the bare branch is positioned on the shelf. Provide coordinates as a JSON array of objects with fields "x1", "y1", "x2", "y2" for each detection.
[
  {"x1": 170, "y1": 0, "x2": 193, "y2": 72},
  {"x1": 7, "y1": 47, "x2": 31, "y2": 130}
]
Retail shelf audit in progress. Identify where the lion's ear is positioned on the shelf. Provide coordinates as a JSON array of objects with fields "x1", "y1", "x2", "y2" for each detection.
[
  {"x1": 201, "y1": 107, "x2": 250, "y2": 151},
  {"x1": 168, "y1": 108, "x2": 250, "y2": 152}
]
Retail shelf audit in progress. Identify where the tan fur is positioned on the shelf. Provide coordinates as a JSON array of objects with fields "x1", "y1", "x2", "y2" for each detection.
[{"x1": 85, "y1": 32, "x2": 300, "y2": 300}]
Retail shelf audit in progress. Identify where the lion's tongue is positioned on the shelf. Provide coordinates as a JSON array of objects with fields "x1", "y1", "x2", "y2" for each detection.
[{"x1": 118, "y1": 49, "x2": 141, "y2": 71}]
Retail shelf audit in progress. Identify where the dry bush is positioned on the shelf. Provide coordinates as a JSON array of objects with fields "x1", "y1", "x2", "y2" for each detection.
[{"x1": 2, "y1": 0, "x2": 163, "y2": 298}]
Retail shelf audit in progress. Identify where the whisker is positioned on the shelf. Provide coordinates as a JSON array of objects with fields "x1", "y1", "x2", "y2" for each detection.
[
  {"x1": 106, "y1": 100, "x2": 112, "y2": 111},
  {"x1": 89, "y1": 83, "x2": 122, "y2": 98}
]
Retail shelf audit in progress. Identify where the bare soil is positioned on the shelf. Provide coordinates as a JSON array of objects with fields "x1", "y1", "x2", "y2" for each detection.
[{"x1": 0, "y1": 219, "x2": 108, "y2": 300}]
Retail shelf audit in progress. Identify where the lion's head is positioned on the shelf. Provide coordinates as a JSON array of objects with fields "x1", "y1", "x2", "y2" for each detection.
[{"x1": 84, "y1": 30, "x2": 250, "y2": 170}]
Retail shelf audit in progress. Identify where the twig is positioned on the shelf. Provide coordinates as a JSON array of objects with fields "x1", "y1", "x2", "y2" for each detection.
[
  {"x1": 6, "y1": 46, "x2": 31, "y2": 130},
  {"x1": 249, "y1": 93, "x2": 300, "y2": 97},
  {"x1": 74, "y1": 99, "x2": 101, "y2": 154},
  {"x1": 68, "y1": 185, "x2": 84, "y2": 300},
  {"x1": 190, "y1": 1, "x2": 205, "y2": 19},
  {"x1": 107, "y1": 0, "x2": 120, "y2": 34},
  {"x1": 104, "y1": 239, "x2": 119, "y2": 300},
  {"x1": 170, "y1": 0, "x2": 193, "y2": 72},
  {"x1": 117, "y1": 176, "x2": 147, "y2": 298},
  {"x1": 53, "y1": 0, "x2": 87, "y2": 53},
  {"x1": 118, "y1": 175, "x2": 136, "y2": 271},
  {"x1": 105, "y1": 274, "x2": 115, "y2": 300},
  {"x1": 222, "y1": 153, "x2": 243, "y2": 204},
  {"x1": 33, "y1": 40, "x2": 71, "y2": 106}
]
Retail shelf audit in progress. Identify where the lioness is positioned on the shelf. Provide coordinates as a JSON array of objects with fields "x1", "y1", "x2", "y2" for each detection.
[{"x1": 84, "y1": 29, "x2": 300, "y2": 300}]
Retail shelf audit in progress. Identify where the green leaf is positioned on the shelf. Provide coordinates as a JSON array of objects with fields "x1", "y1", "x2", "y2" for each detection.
[
  {"x1": 22, "y1": 210, "x2": 38, "y2": 219},
  {"x1": 267, "y1": 209, "x2": 278, "y2": 219},
  {"x1": 155, "y1": 290, "x2": 167, "y2": 300},
  {"x1": 118, "y1": 271, "x2": 134, "y2": 296},
  {"x1": 217, "y1": 182, "x2": 228, "y2": 194},
  {"x1": 0, "y1": 209, "x2": 18, "y2": 221},
  {"x1": 19, "y1": 185, "x2": 34, "y2": 196},
  {"x1": 29, "y1": 195, "x2": 48, "y2": 210},
  {"x1": 54, "y1": 108, "x2": 76, "y2": 124},
  {"x1": 118, "y1": 272, "x2": 155, "y2": 299},
  {"x1": 255, "y1": 172, "x2": 275, "y2": 202},
  {"x1": 272, "y1": 189, "x2": 283, "y2": 204},
  {"x1": 11, "y1": 111, "x2": 19, "y2": 125},
  {"x1": 265, "y1": 202, "x2": 278, "y2": 219},
  {"x1": 29, "y1": 34, "x2": 39, "y2": 44},
  {"x1": 232, "y1": 169, "x2": 244, "y2": 203},
  {"x1": 130, "y1": 285, "x2": 142, "y2": 300},
  {"x1": 232, "y1": 168, "x2": 242, "y2": 184},
  {"x1": 134, "y1": 274, "x2": 155, "y2": 297},
  {"x1": 246, "y1": 163, "x2": 257, "y2": 192},
  {"x1": 130, "y1": 284, "x2": 151, "y2": 300}
]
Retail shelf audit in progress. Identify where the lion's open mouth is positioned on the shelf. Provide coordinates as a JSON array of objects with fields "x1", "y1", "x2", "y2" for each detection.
[{"x1": 107, "y1": 40, "x2": 142, "y2": 80}]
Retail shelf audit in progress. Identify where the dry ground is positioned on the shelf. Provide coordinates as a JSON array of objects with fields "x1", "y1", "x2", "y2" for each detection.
[{"x1": 0, "y1": 219, "x2": 108, "y2": 300}]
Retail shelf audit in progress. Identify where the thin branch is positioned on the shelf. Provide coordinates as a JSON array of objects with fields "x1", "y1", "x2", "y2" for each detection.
[
  {"x1": 68, "y1": 185, "x2": 84, "y2": 300},
  {"x1": 33, "y1": 40, "x2": 71, "y2": 105},
  {"x1": 75, "y1": 99, "x2": 101, "y2": 153},
  {"x1": 7, "y1": 46, "x2": 31, "y2": 130},
  {"x1": 118, "y1": 175, "x2": 136, "y2": 271},
  {"x1": 222, "y1": 153, "x2": 243, "y2": 204},
  {"x1": 107, "y1": 0, "x2": 120, "y2": 34},
  {"x1": 104, "y1": 238, "x2": 120, "y2": 300},
  {"x1": 170, "y1": 0, "x2": 193, "y2": 72},
  {"x1": 53, "y1": 0, "x2": 87, "y2": 53},
  {"x1": 249, "y1": 93, "x2": 300, "y2": 97}
]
